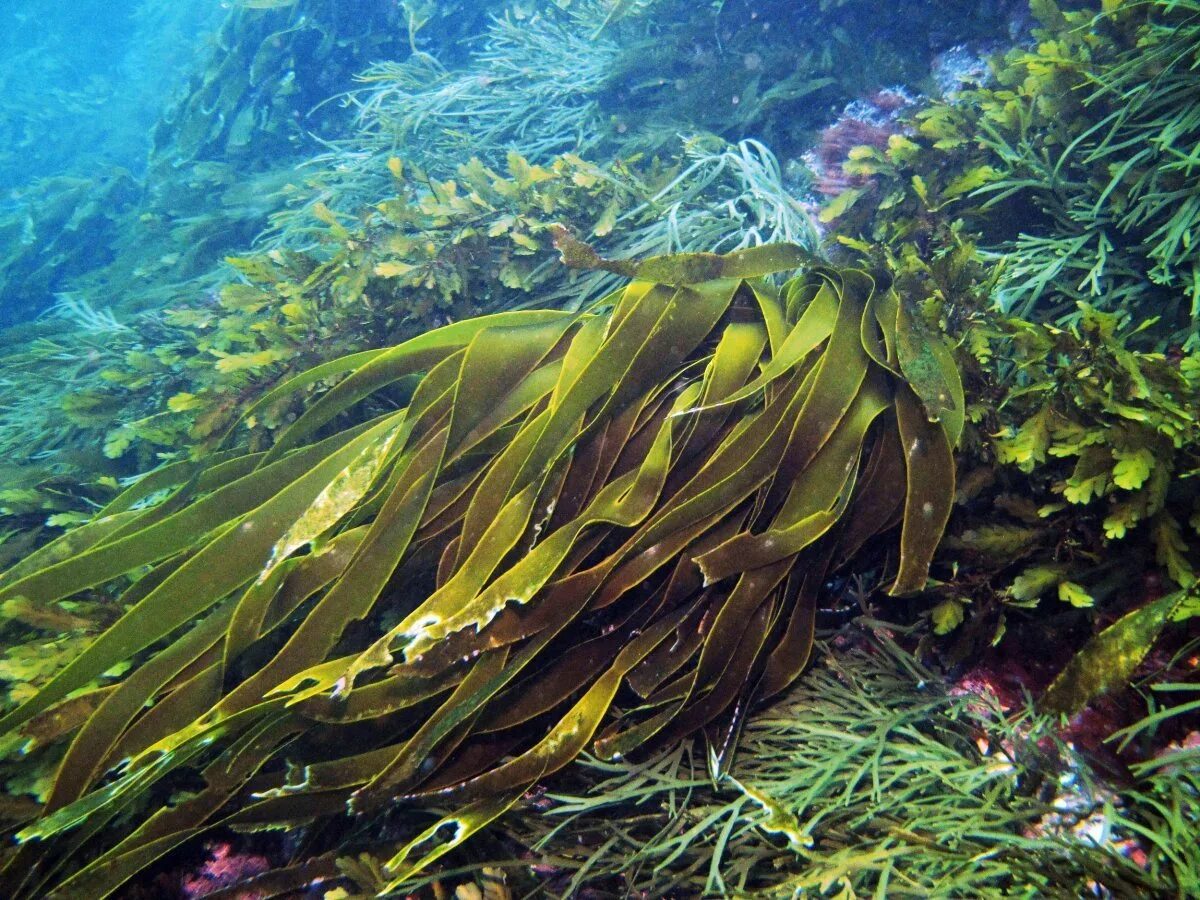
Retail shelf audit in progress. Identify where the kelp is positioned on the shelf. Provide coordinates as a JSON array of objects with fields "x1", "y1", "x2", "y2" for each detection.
[{"x1": 0, "y1": 245, "x2": 960, "y2": 897}]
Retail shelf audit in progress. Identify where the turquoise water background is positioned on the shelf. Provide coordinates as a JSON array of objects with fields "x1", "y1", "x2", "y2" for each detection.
[{"x1": 0, "y1": 1, "x2": 220, "y2": 188}]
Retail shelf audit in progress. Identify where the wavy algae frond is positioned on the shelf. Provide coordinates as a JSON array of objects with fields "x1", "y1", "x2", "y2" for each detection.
[{"x1": 0, "y1": 245, "x2": 961, "y2": 898}]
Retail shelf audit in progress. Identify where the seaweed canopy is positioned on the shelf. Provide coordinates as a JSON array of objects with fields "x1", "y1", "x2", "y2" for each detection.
[{"x1": 0, "y1": 245, "x2": 962, "y2": 898}]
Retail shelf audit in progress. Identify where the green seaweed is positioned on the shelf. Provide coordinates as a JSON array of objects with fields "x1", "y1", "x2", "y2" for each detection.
[
  {"x1": 856, "y1": 234, "x2": 1200, "y2": 704},
  {"x1": 828, "y1": 0, "x2": 1200, "y2": 346},
  {"x1": 367, "y1": 631, "x2": 1172, "y2": 898},
  {"x1": 1, "y1": 2, "x2": 1197, "y2": 892},
  {"x1": 1041, "y1": 586, "x2": 1198, "y2": 715},
  {"x1": 814, "y1": 0, "x2": 1200, "y2": 713}
]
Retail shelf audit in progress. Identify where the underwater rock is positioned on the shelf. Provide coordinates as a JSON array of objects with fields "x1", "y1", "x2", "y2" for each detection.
[
  {"x1": 930, "y1": 43, "x2": 998, "y2": 97},
  {"x1": 806, "y1": 88, "x2": 919, "y2": 198}
]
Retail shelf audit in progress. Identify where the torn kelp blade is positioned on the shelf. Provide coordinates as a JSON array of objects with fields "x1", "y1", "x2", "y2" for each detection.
[
  {"x1": 0, "y1": 247, "x2": 961, "y2": 899},
  {"x1": 1040, "y1": 589, "x2": 1194, "y2": 716}
]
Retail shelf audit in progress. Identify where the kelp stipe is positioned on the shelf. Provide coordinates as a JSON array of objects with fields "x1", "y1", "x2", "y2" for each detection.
[{"x1": 0, "y1": 244, "x2": 962, "y2": 898}]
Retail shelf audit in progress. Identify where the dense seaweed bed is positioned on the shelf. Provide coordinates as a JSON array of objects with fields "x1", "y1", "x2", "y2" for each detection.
[{"x1": 0, "y1": 2, "x2": 1196, "y2": 897}]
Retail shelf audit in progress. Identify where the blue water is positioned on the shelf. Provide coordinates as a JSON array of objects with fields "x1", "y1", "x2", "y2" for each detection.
[{"x1": 0, "y1": 0, "x2": 220, "y2": 190}]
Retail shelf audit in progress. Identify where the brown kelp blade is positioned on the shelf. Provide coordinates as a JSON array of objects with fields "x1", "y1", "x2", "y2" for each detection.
[{"x1": 0, "y1": 247, "x2": 960, "y2": 899}]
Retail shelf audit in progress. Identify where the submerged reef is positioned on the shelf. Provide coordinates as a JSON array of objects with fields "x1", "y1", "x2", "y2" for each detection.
[{"x1": 0, "y1": 0, "x2": 1196, "y2": 896}]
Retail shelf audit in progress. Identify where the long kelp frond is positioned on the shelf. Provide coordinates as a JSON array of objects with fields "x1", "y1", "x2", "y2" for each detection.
[{"x1": 0, "y1": 245, "x2": 961, "y2": 898}]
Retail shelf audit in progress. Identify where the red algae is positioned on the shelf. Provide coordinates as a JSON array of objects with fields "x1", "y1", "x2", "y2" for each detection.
[{"x1": 180, "y1": 842, "x2": 271, "y2": 900}]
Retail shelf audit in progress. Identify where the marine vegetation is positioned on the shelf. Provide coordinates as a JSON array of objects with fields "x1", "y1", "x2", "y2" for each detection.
[
  {"x1": 0, "y1": 137, "x2": 816, "y2": 533},
  {"x1": 367, "y1": 630, "x2": 1190, "y2": 898},
  {"x1": 860, "y1": 238, "x2": 1200, "y2": 677},
  {"x1": 342, "y1": 5, "x2": 623, "y2": 176},
  {"x1": 1, "y1": 0, "x2": 1198, "y2": 894},
  {"x1": 0, "y1": 245, "x2": 963, "y2": 897},
  {"x1": 808, "y1": 0, "x2": 1200, "y2": 716},
  {"x1": 827, "y1": 0, "x2": 1200, "y2": 344},
  {"x1": 284, "y1": 0, "x2": 1013, "y2": 241}
]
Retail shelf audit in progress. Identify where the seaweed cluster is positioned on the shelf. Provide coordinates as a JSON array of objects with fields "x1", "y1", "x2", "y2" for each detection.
[
  {"x1": 0, "y1": 0, "x2": 1197, "y2": 896},
  {"x1": 0, "y1": 247, "x2": 961, "y2": 897},
  {"x1": 0, "y1": 0, "x2": 821, "y2": 504},
  {"x1": 828, "y1": 0, "x2": 1200, "y2": 343},
  {"x1": 407, "y1": 632, "x2": 1190, "y2": 898},
  {"x1": 808, "y1": 1, "x2": 1200, "y2": 698},
  {"x1": 843, "y1": 237, "x2": 1200, "y2": 684},
  {"x1": 0, "y1": 139, "x2": 815, "y2": 524}
]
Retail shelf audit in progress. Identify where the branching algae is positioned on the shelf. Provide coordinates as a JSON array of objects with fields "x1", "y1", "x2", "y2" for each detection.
[{"x1": 0, "y1": 245, "x2": 962, "y2": 898}]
